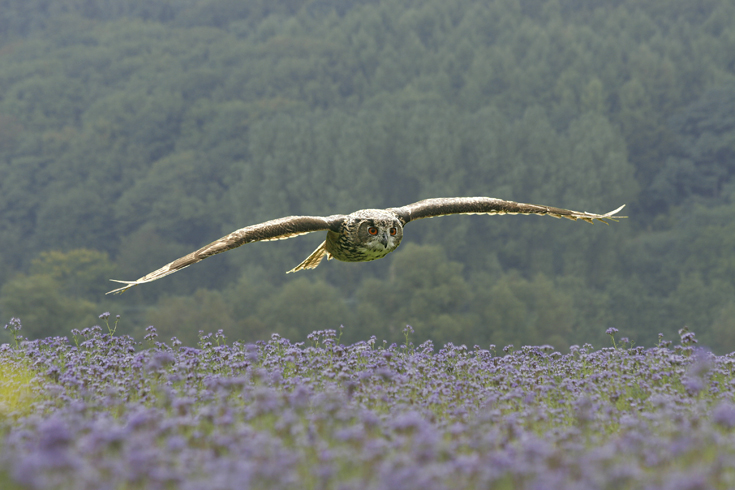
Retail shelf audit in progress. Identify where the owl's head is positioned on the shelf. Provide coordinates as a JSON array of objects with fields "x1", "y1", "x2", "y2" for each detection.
[{"x1": 355, "y1": 216, "x2": 403, "y2": 253}]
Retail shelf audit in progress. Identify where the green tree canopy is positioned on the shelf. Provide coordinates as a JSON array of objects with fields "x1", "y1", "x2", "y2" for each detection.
[{"x1": 1, "y1": 0, "x2": 735, "y2": 350}]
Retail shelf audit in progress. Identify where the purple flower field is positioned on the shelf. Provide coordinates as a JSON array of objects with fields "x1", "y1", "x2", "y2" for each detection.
[{"x1": 2, "y1": 317, "x2": 735, "y2": 489}]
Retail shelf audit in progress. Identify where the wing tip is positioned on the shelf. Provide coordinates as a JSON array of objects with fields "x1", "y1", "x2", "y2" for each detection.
[
  {"x1": 106, "y1": 279, "x2": 139, "y2": 295},
  {"x1": 598, "y1": 204, "x2": 627, "y2": 223},
  {"x1": 576, "y1": 204, "x2": 627, "y2": 224}
]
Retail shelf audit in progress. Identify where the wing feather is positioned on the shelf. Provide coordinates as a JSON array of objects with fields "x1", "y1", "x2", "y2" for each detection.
[
  {"x1": 107, "y1": 215, "x2": 344, "y2": 294},
  {"x1": 389, "y1": 197, "x2": 625, "y2": 225}
]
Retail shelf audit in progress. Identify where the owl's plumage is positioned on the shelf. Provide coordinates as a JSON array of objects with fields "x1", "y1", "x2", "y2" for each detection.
[{"x1": 107, "y1": 197, "x2": 625, "y2": 294}]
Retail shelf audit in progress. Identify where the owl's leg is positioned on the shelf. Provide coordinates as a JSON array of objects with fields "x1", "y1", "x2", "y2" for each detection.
[{"x1": 287, "y1": 241, "x2": 332, "y2": 273}]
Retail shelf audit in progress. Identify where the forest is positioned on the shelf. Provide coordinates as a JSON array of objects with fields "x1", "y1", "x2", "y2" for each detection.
[{"x1": 0, "y1": 0, "x2": 734, "y2": 351}]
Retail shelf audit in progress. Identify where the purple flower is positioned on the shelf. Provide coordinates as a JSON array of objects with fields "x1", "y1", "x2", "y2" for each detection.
[
  {"x1": 4, "y1": 317, "x2": 22, "y2": 332},
  {"x1": 712, "y1": 402, "x2": 735, "y2": 429},
  {"x1": 3, "y1": 310, "x2": 735, "y2": 489},
  {"x1": 683, "y1": 376, "x2": 704, "y2": 396},
  {"x1": 679, "y1": 327, "x2": 698, "y2": 346},
  {"x1": 144, "y1": 326, "x2": 158, "y2": 342},
  {"x1": 146, "y1": 351, "x2": 175, "y2": 371},
  {"x1": 687, "y1": 349, "x2": 713, "y2": 378},
  {"x1": 390, "y1": 411, "x2": 428, "y2": 433}
]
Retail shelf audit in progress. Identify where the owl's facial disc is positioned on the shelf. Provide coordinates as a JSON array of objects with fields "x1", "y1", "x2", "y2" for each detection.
[{"x1": 363, "y1": 220, "x2": 402, "y2": 251}]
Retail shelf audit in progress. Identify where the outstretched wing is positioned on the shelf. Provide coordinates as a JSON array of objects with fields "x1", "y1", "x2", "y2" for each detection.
[
  {"x1": 389, "y1": 197, "x2": 625, "y2": 225},
  {"x1": 107, "y1": 215, "x2": 345, "y2": 294}
]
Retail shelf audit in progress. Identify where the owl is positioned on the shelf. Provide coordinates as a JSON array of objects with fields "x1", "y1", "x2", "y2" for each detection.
[{"x1": 107, "y1": 197, "x2": 625, "y2": 294}]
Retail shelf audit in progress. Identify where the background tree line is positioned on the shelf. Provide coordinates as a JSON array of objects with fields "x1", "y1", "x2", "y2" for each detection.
[{"x1": 1, "y1": 0, "x2": 734, "y2": 351}]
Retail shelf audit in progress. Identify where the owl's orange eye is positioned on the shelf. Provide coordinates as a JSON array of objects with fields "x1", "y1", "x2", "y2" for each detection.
[
  {"x1": 389, "y1": 228, "x2": 397, "y2": 236},
  {"x1": 368, "y1": 227, "x2": 378, "y2": 235}
]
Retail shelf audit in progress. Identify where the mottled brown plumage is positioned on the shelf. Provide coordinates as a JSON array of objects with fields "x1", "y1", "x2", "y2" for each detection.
[{"x1": 107, "y1": 198, "x2": 625, "y2": 294}]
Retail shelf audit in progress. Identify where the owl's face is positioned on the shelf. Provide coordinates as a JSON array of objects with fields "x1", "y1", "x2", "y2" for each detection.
[
  {"x1": 356, "y1": 218, "x2": 403, "y2": 253},
  {"x1": 325, "y1": 209, "x2": 406, "y2": 263}
]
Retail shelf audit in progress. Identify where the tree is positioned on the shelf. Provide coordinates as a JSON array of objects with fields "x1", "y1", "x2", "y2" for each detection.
[
  {"x1": 33, "y1": 187, "x2": 115, "y2": 254},
  {"x1": 256, "y1": 277, "x2": 352, "y2": 342},
  {"x1": 29, "y1": 249, "x2": 115, "y2": 299},
  {"x1": 653, "y1": 83, "x2": 735, "y2": 205},
  {"x1": 707, "y1": 302, "x2": 735, "y2": 355},
  {"x1": 114, "y1": 150, "x2": 227, "y2": 245},
  {"x1": 145, "y1": 288, "x2": 237, "y2": 346},
  {"x1": 0, "y1": 274, "x2": 96, "y2": 339},
  {"x1": 356, "y1": 244, "x2": 476, "y2": 346},
  {"x1": 471, "y1": 271, "x2": 576, "y2": 350},
  {"x1": 0, "y1": 248, "x2": 115, "y2": 338}
]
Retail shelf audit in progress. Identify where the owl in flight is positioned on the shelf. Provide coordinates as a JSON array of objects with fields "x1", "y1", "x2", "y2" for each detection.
[{"x1": 107, "y1": 197, "x2": 625, "y2": 294}]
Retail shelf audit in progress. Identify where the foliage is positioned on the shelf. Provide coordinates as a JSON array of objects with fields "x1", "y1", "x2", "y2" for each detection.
[
  {"x1": 0, "y1": 0, "x2": 735, "y2": 349},
  {"x1": 473, "y1": 271, "x2": 576, "y2": 350},
  {"x1": 143, "y1": 288, "x2": 237, "y2": 347},
  {"x1": 356, "y1": 244, "x2": 476, "y2": 345},
  {"x1": 0, "y1": 274, "x2": 96, "y2": 340},
  {"x1": 0, "y1": 249, "x2": 116, "y2": 338},
  {"x1": 0, "y1": 354, "x2": 41, "y2": 417},
  {"x1": 28, "y1": 249, "x2": 116, "y2": 299}
]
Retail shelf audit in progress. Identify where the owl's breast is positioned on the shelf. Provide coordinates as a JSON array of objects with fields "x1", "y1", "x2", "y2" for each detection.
[{"x1": 325, "y1": 230, "x2": 400, "y2": 263}]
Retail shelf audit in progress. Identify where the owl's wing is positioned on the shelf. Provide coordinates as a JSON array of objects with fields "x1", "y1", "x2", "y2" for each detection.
[
  {"x1": 389, "y1": 197, "x2": 625, "y2": 225},
  {"x1": 107, "y1": 215, "x2": 345, "y2": 294}
]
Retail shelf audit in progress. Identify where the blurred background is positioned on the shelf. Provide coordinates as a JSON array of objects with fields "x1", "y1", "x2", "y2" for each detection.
[{"x1": 0, "y1": 0, "x2": 734, "y2": 351}]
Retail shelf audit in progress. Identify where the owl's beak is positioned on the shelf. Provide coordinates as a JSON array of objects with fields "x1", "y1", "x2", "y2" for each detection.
[{"x1": 380, "y1": 232, "x2": 389, "y2": 248}]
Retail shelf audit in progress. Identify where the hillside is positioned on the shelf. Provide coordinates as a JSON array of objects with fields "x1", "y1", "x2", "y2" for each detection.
[{"x1": 1, "y1": 0, "x2": 734, "y2": 350}]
